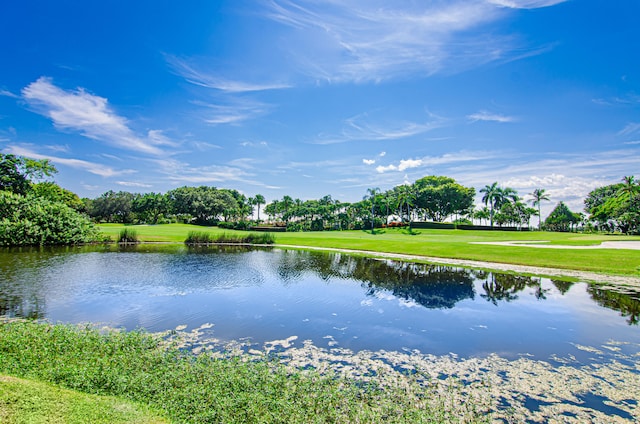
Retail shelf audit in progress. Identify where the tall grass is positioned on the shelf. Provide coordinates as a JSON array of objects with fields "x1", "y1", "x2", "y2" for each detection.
[
  {"x1": 185, "y1": 231, "x2": 275, "y2": 245},
  {"x1": 118, "y1": 228, "x2": 139, "y2": 243},
  {"x1": 0, "y1": 321, "x2": 485, "y2": 423}
]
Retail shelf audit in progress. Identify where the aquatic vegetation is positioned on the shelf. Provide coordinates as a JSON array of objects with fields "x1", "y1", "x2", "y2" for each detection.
[
  {"x1": 185, "y1": 231, "x2": 275, "y2": 245},
  {"x1": 118, "y1": 228, "x2": 139, "y2": 243}
]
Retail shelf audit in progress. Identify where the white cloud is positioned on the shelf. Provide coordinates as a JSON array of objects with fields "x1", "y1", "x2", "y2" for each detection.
[
  {"x1": 0, "y1": 89, "x2": 18, "y2": 98},
  {"x1": 5, "y1": 145, "x2": 135, "y2": 178},
  {"x1": 363, "y1": 158, "x2": 376, "y2": 165},
  {"x1": 167, "y1": 56, "x2": 291, "y2": 93},
  {"x1": 314, "y1": 111, "x2": 445, "y2": 144},
  {"x1": 618, "y1": 122, "x2": 640, "y2": 136},
  {"x1": 194, "y1": 100, "x2": 270, "y2": 126},
  {"x1": 467, "y1": 110, "x2": 516, "y2": 123},
  {"x1": 116, "y1": 181, "x2": 153, "y2": 188},
  {"x1": 22, "y1": 77, "x2": 169, "y2": 155},
  {"x1": 376, "y1": 151, "x2": 498, "y2": 173},
  {"x1": 487, "y1": 0, "x2": 567, "y2": 9},
  {"x1": 265, "y1": 0, "x2": 564, "y2": 82}
]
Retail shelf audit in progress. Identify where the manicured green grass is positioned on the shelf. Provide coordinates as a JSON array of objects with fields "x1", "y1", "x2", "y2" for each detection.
[
  {"x1": 0, "y1": 321, "x2": 485, "y2": 423},
  {"x1": 98, "y1": 224, "x2": 640, "y2": 277},
  {"x1": 0, "y1": 375, "x2": 168, "y2": 424}
]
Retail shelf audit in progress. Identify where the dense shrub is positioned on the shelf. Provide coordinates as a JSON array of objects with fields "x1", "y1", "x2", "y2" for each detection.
[{"x1": 0, "y1": 191, "x2": 100, "y2": 246}]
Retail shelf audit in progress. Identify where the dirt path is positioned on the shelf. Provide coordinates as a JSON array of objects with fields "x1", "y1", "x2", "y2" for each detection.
[{"x1": 275, "y1": 244, "x2": 640, "y2": 288}]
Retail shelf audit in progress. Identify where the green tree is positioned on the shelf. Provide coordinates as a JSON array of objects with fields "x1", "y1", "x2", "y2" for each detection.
[
  {"x1": 528, "y1": 188, "x2": 550, "y2": 230},
  {"x1": 0, "y1": 154, "x2": 57, "y2": 195},
  {"x1": 365, "y1": 187, "x2": 380, "y2": 233},
  {"x1": 32, "y1": 182, "x2": 85, "y2": 211},
  {"x1": 90, "y1": 190, "x2": 136, "y2": 223},
  {"x1": 252, "y1": 194, "x2": 266, "y2": 221},
  {"x1": 480, "y1": 182, "x2": 500, "y2": 228},
  {"x1": 414, "y1": 176, "x2": 475, "y2": 222},
  {"x1": 585, "y1": 176, "x2": 640, "y2": 233},
  {"x1": 132, "y1": 192, "x2": 169, "y2": 224},
  {"x1": 545, "y1": 201, "x2": 580, "y2": 232}
]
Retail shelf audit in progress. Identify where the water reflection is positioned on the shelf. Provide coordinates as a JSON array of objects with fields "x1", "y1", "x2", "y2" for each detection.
[{"x1": 1, "y1": 245, "x2": 639, "y2": 329}]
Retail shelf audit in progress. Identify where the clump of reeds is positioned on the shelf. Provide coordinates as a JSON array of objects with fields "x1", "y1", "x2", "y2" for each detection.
[
  {"x1": 185, "y1": 231, "x2": 275, "y2": 245},
  {"x1": 118, "y1": 228, "x2": 139, "y2": 243}
]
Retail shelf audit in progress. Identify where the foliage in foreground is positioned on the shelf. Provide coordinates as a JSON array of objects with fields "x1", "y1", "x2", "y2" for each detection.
[
  {"x1": 0, "y1": 375, "x2": 168, "y2": 424},
  {"x1": 0, "y1": 321, "x2": 484, "y2": 423},
  {"x1": 185, "y1": 230, "x2": 275, "y2": 245},
  {"x1": 0, "y1": 190, "x2": 100, "y2": 246}
]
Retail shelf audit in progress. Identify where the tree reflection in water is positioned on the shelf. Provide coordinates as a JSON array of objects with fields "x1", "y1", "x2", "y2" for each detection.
[{"x1": 1, "y1": 246, "x2": 639, "y2": 326}]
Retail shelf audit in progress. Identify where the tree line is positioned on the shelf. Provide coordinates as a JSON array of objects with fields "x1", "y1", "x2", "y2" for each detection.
[{"x1": 2, "y1": 153, "x2": 639, "y2": 246}]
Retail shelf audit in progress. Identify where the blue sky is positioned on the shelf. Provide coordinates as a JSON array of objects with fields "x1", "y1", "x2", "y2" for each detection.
[{"x1": 1, "y1": 0, "x2": 639, "y2": 218}]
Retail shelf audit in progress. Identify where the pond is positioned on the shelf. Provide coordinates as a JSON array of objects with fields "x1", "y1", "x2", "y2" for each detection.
[{"x1": 1, "y1": 245, "x2": 639, "y2": 421}]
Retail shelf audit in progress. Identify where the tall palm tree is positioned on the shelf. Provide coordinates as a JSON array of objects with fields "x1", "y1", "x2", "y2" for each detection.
[
  {"x1": 252, "y1": 194, "x2": 265, "y2": 221},
  {"x1": 480, "y1": 182, "x2": 500, "y2": 228},
  {"x1": 528, "y1": 188, "x2": 550, "y2": 230},
  {"x1": 618, "y1": 175, "x2": 639, "y2": 199},
  {"x1": 395, "y1": 185, "x2": 416, "y2": 227},
  {"x1": 365, "y1": 187, "x2": 380, "y2": 233}
]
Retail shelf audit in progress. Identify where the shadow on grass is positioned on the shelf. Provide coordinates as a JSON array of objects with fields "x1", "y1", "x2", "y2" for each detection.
[{"x1": 361, "y1": 229, "x2": 387, "y2": 235}]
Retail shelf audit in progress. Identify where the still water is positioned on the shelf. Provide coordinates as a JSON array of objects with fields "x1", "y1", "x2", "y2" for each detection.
[{"x1": 1, "y1": 245, "x2": 639, "y2": 360}]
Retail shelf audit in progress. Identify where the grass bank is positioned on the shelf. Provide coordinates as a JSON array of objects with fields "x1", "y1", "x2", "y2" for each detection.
[
  {"x1": 98, "y1": 224, "x2": 640, "y2": 277},
  {"x1": 0, "y1": 375, "x2": 168, "y2": 424},
  {"x1": 0, "y1": 320, "x2": 486, "y2": 423}
]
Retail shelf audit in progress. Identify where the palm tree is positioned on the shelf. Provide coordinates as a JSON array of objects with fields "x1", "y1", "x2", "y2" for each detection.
[
  {"x1": 480, "y1": 182, "x2": 500, "y2": 228},
  {"x1": 618, "y1": 175, "x2": 639, "y2": 199},
  {"x1": 365, "y1": 187, "x2": 380, "y2": 233},
  {"x1": 528, "y1": 188, "x2": 550, "y2": 230},
  {"x1": 395, "y1": 185, "x2": 415, "y2": 227},
  {"x1": 281, "y1": 195, "x2": 294, "y2": 222},
  {"x1": 252, "y1": 194, "x2": 265, "y2": 221}
]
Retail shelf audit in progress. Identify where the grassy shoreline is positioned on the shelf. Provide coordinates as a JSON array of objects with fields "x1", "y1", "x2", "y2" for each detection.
[
  {"x1": 0, "y1": 320, "x2": 486, "y2": 423},
  {"x1": 97, "y1": 223, "x2": 640, "y2": 277}
]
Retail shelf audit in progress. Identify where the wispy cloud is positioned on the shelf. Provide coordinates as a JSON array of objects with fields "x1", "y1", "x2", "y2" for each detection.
[
  {"x1": 467, "y1": 110, "x2": 516, "y2": 123},
  {"x1": 487, "y1": 0, "x2": 567, "y2": 9},
  {"x1": 264, "y1": 0, "x2": 565, "y2": 82},
  {"x1": 375, "y1": 151, "x2": 497, "y2": 173},
  {"x1": 149, "y1": 158, "x2": 275, "y2": 188},
  {"x1": 202, "y1": 102, "x2": 270, "y2": 125},
  {"x1": 5, "y1": 145, "x2": 135, "y2": 177},
  {"x1": 313, "y1": 112, "x2": 445, "y2": 144},
  {"x1": 168, "y1": 56, "x2": 291, "y2": 93},
  {"x1": 116, "y1": 181, "x2": 153, "y2": 188},
  {"x1": 22, "y1": 77, "x2": 172, "y2": 155},
  {"x1": 618, "y1": 122, "x2": 640, "y2": 136},
  {"x1": 0, "y1": 89, "x2": 18, "y2": 98}
]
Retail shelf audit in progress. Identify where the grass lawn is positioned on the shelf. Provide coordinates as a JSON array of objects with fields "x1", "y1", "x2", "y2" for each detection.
[
  {"x1": 0, "y1": 375, "x2": 168, "y2": 424},
  {"x1": 98, "y1": 224, "x2": 640, "y2": 277}
]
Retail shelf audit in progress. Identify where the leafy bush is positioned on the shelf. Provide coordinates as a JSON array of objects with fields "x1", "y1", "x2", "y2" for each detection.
[{"x1": 0, "y1": 191, "x2": 100, "y2": 246}]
